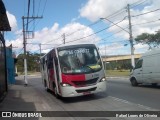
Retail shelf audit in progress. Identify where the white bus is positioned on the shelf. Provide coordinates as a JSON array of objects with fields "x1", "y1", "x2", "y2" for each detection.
[{"x1": 40, "y1": 43, "x2": 107, "y2": 98}]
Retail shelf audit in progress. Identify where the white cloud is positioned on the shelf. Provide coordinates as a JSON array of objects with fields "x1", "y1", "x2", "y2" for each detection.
[
  {"x1": 80, "y1": 0, "x2": 160, "y2": 37},
  {"x1": 79, "y1": 0, "x2": 160, "y2": 55},
  {"x1": 6, "y1": 11, "x2": 17, "y2": 31},
  {"x1": 134, "y1": 43, "x2": 149, "y2": 49},
  {"x1": 33, "y1": 22, "x2": 101, "y2": 53},
  {"x1": 7, "y1": 0, "x2": 160, "y2": 56},
  {"x1": 6, "y1": 22, "x2": 100, "y2": 55},
  {"x1": 6, "y1": 37, "x2": 23, "y2": 54},
  {"x1": 79, "y1": 0, "x2": 140, "y2": 22},
  {"x1": 99, "y1": 43, "x2": 125, "y2": 56}
]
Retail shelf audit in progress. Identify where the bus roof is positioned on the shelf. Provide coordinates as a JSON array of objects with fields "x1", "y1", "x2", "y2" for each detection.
[
  {"x1": 56, "y1": 43, "x2": 96, "y2": 48},
  {"x1": 40, "y1": 43, "x2": 97, "y2": 59}
]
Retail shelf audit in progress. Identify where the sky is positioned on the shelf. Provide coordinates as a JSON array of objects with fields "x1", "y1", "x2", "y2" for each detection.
[{"x1": 3, "y1": 0, "x2": 160, "y2": 56}]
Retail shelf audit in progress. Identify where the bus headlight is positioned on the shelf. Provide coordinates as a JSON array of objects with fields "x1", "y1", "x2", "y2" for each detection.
[
  {"x1": 60, "y1": 83, "x2": 71, "y2": 87},
  {"x1": 99, "y1": 77, "x2": 106, "y2": 82}
]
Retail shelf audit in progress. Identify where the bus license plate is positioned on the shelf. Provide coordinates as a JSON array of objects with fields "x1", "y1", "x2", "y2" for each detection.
[{"x1": 83, "y1": 91, "x2": 91, "y2": 95}]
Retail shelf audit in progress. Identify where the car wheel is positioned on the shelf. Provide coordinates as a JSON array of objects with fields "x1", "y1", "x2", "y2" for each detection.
[{"x1": 131, "y1": 78, "x2": 138, "y2": 86}]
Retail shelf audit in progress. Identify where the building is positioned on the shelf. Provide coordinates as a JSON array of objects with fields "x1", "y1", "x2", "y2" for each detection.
[
  {"x1": 102, "y1": 54, "x2": 142, "y2": 70},
  {"x1": 0, "y1": 0, "x2": 11, "y2": 101}
]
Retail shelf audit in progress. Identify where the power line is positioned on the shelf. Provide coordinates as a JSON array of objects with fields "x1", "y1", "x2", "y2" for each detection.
[
  {"x1": 97, "y1": 19, "x2": 160, "y2": 45},
  {"x1": 42, "y1": 0, "x2": 47, "y2": 15},
  {"x1": 99, "y1": 39, "x2": 129, "y2": 44},
  {"x1": 26, "y1": 0, "x2": 31, "y2": 32},
  {"x1": 130, "y1": 0, "x2": 147, "y2": 8},
  {"x1": 132, "y1": 19, "x2": 160, "y2": 26},
  {"x1": 38, "y1": 17, "x2": 127, "y2": 50},
  {"x1": 27, "y1": 43, "x2": 53, "y2": 45},
  {"x1": 100, "y1": 28, "x2": 128, "y2": 41},
  {"x1": 64, "y1": 8, "x2": 127, "y2": 39},
  {"x1": 37, "y1": 0, "x2": 42, "y2": 16},
  {"x1": 42, "y1": 7, "x2": 127, "y2": 44},
  {"x1": 132, "y1": 8, "x2": 160, "y2": 17},
  {"x1": 16, "y1": 48, "x2": 24, "y2": 56},
  {"x1": 63, "y1": 0, "x2": 147, "y2": 42},
  {"x1": 42, "y1": 20, "x2": 103, "y2": 44},
  {"x1": 44, "y1": 0, "x2": 147, "y2": 45},
  {"x1": 57, "y1": 17, "x2": 126, "y2": 46},
  {"x1": 32, "y1": 27, "x2": 129, "y2": 52},
  {"x1": 27, "y1": 0, "x2": 154, "y2": 53}
]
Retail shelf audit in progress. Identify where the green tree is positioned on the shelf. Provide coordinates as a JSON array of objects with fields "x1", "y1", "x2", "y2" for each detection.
[
  {"x1": 135, "y1": 32, "x2": 160, "y2": 49},
  {"x1": 16, "y1": 52, "x2": 44, "y2": 73}
]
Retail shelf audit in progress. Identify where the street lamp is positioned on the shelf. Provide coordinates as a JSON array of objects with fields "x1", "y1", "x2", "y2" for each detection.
[{"x1": 100, "y1": 17, "x2": 135, "y2": 67}]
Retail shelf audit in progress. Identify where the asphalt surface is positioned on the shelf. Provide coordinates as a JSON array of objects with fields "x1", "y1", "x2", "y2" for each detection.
[
  {"x1": 0, "y1": 75, "x2": 159, "y2": 120},
  {"x1": 107, "y1": 77, "x2": 160, "y2": 110}
]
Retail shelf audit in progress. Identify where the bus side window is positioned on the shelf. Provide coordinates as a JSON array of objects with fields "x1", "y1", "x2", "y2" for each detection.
[
  {"x1": 54, "y1": 56, "x2": 58, "y2": 66},
  {"x1": 47, "y1": 53, "x2": 54, "y2": 69}
]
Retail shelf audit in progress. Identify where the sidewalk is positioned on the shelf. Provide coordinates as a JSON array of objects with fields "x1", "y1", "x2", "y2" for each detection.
[{"x1": 0, "y1": 77, "x2": 37, "y2": 111}]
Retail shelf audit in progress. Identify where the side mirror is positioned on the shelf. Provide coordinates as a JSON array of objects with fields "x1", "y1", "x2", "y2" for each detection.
[
  {"x1": 131, "y1": 66, "x2": 134, "y2": 69},
  {"x1": 130, "y1": 66, "x2": 134, "y2": 72}
]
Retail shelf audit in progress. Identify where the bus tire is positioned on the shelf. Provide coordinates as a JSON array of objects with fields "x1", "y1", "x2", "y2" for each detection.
[
  {"x1": 152, "y1": 83, "x2": 157, "y2": 86},
  {"x1": 44, "y1": 80, "x2": 49, "y2": 92},
  {"x1": 54, "y1": 87, "x2": 60, "y2": 99}
]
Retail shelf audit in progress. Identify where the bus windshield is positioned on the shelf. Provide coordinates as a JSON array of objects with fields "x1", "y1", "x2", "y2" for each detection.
[{"x1": 58, "y1": 45, "x2": 102, "y2": 74}]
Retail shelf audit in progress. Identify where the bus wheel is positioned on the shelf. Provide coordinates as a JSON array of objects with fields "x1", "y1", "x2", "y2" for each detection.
[
  {"x1": 44, "y1": 80, "x2": 49, "y2": 92},
  {"x1": 131, "y1": 78, "x2": 138, "y2": 86},
  {"x1": 152, "y1": 83, "x2": 157, "y2": 86},
  {"x1": 54, "y1": 87, "x2": 60, "y2": 99}
]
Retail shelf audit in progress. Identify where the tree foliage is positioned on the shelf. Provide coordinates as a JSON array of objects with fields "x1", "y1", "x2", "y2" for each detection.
[
  {"x1": 16, "y1": 52, "x2": 45, "y2": 73},
  {"x1": 135, "y1": 32, "x2": 160, "y2": 49}
]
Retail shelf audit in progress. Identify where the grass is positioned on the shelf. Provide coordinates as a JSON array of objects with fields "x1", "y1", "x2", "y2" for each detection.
[{"x1": 106, "y1": 70, "x2": 130, "y2": 77}]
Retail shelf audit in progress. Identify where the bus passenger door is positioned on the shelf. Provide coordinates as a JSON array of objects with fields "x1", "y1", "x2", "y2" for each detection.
[
  {"x1": 47, "y1": 52, "x2": 55, "y2": 91},
  {"x1": 44, "y1": 59, "x2": 49, "y2": 88},
  {"x1": 53, "y1": 50, "x2": 60, "y2": 95}
]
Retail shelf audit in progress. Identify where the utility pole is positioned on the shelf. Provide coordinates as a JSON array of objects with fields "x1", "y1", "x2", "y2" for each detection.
[
  {"x1": 22, "y1": 16, "x2": 28, "y2": 86},
  {"x1": 39, "y1": 43, "x2": 42, "y2": 57},
  {"x1": 39, "y1": 43, "x2": 42, "y2": 72},
  {"x1": 127, "y1": 4, "x2": 135, "y2": 67},
  {"x1": 22, "y1": 16, "x2": 42, "y2": 86},
  {"x1": 100, "y1": 4, "x2": 135, "y2": 68},
  {"x1": 105, "y1": 45, "x2": 107, "y2": 77},
  {"x1": 62, "y1": 33, "x2": 65, "y2": 44}
]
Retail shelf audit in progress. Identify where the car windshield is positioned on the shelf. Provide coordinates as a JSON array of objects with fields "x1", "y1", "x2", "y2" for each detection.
[{"x1": 58, "y1": 45, "x2": 102, "y2": 74}]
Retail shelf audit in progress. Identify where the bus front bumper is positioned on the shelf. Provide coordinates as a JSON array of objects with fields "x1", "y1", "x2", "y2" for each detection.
[{"x1": 59, "y1": 81, "x2": 107, "y2": 97}]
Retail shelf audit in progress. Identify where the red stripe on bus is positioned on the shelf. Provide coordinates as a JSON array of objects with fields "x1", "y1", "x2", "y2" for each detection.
[{"x1": 62, "y1": 74, "x2": 85, "y2": 83}]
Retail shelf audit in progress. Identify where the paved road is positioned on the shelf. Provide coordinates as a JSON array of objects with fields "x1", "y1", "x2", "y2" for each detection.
[
  {"x1": 1, "y1": 75, "x2": 159, "y2": 120},
  {"x1": 107, "y1": 77, "x2": 160, "y2": 110}
]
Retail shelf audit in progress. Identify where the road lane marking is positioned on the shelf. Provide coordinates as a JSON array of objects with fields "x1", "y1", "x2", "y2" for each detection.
[{"x1": 108, "y1": 96, "x2": 159, "y2": 111}]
